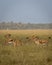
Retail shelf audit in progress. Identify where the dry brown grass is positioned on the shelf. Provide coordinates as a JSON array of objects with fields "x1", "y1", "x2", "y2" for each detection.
[
  {"x1": 0, "y1": 29, "x2": 52, "y2": 65},
  {"x1": 0, "y1": 29, "x2": 52, "y2": 36}
]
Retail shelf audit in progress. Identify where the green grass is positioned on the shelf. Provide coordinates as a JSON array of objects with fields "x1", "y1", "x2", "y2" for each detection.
[{"x1": 0, "y1": 30, "x2": 52, "y2": 65}]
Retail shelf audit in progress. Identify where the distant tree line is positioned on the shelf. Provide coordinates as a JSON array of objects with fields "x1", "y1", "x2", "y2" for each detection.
[{"x1": 0, "y1": 22, "x2": 52, "y2": 30}]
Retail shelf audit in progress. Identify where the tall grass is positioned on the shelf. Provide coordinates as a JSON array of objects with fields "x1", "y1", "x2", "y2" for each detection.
[{"x1": 0, "y1": 30, "x2": 52, "y2": 65}]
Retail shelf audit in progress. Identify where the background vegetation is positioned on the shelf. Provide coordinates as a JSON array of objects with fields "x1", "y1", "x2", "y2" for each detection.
[{"x1": 0, "y1": 22, "x2": 52, "y2": 29}]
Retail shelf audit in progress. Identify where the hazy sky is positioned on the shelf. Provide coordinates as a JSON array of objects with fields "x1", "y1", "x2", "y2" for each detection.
[{"x1": 0, "y1": 0, "x2": 52, "y2": 23}]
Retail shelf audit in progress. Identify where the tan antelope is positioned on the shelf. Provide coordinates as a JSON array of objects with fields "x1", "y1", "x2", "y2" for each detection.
[
  {"x1": 5, "y1": 38, "x2": 23, "y2": 47},
  {"x1": 33, "y1": 37, "x2": 48, "y2": 45}
]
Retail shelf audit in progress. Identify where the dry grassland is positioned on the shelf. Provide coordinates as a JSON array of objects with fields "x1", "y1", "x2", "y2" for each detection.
[{"x1": 0, "y1": 29, "x2": 52, "y2": 65}]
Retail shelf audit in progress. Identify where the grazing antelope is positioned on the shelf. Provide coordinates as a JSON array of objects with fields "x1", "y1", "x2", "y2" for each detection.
[
  {"x1": 5, "y1": 38, "x2": 23, "y2": 47},
  {"x1": 33, "y1": 37, "x2": 48, "y2": 45}
]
